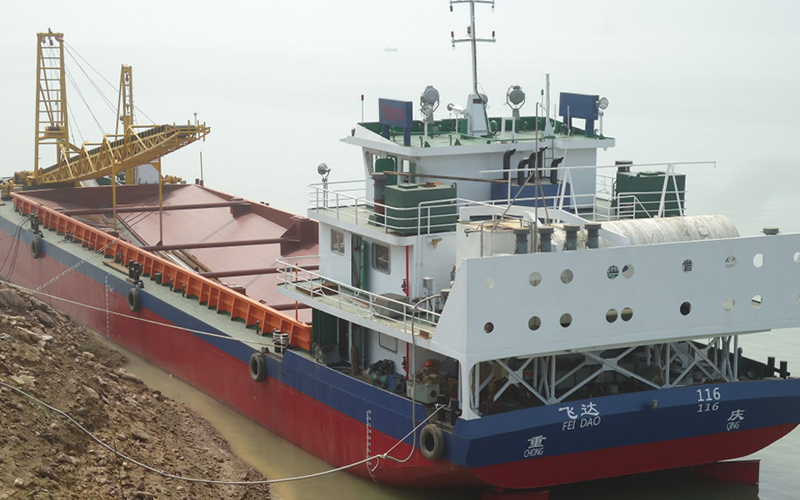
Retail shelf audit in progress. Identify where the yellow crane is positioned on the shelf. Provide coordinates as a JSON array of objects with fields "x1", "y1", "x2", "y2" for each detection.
[{"x1": 2, "y1": 31, "x2": 209, "y2": 198}]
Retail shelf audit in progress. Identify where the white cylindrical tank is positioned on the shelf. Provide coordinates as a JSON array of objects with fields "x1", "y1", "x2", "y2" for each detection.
[{"x1": 548, "y1": 215, "x2": 739, "y2": 250}]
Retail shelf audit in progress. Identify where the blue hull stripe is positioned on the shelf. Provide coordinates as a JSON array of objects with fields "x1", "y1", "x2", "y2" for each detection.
[{"x1": 5, "y1": 216, "x2": 800, "y2": 471}]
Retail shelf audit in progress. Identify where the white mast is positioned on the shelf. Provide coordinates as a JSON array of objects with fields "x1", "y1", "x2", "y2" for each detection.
[{"x1": 451, "y1": 0, "x2": 495, "y2": 136}]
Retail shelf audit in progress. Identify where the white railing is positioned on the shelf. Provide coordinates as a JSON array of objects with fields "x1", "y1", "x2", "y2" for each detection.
[
  {"x1": 309, "y1": 181, "x2": 467, "y2": 235},
  {"x1": 309, "y1": 161, "x2": 701, "y2": 231},
  {"x1": 276, "y1": 256, "x2": 441, "y2": 335}
]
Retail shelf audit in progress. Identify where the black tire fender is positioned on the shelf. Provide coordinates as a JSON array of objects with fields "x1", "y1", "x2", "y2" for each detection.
[
  {"x1": 250, "y1": 352, "x2": 267, "y2": 382},
  {"x1": 128, "y1": 287, "x2": 142, "y2": 312},
  {"x1": 420, "y1": 424, "x2": 445, "y2": 461},
  {"x1": 31, "y1": 237, "x2": 42, "y2": 259}
]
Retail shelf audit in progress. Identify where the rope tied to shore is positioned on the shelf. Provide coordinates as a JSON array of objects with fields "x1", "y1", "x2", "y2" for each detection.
[{"x1": 0, "y1": 379, "x2": 443, "y2": 485}]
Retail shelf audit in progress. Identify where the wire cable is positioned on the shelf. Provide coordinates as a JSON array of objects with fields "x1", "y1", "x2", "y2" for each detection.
[
  {"x1": 1, "y1": 207, "x2": 42, "y2": 281},
  {"x1": 34, "y1": 235, "x2": 121, "y2": 292},
  {"x1": 65, "y1": 41, "x2": 157, "y2": 125},
  {"x1": 13, "y1": 281, "x2": 273, "y2": 348},
  {"x1": 0, "y1": 217, "x2": 27, "y2": 279},
  {"x1": 64, "y1": 45, "x2": 119, "y2": 118},
  {"x1": 0, "y1": 374, "x2": 442, "y2": 485},
  {"x1": 1, "y1": 216, "x2": 450, "y2": 483},
  {"x1": 64, "y1": 64, "x2": 106, "y2": 139}
]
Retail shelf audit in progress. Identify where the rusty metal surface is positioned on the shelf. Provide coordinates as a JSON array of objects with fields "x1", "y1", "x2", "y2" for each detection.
[{"x1": 18, "y1": 184, "x2": 318, "y2": 321}]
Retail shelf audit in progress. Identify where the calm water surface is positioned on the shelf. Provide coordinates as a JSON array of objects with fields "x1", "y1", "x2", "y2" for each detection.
[{"x1": 114, "y1": 337, "x2": 797, "y2": 500}]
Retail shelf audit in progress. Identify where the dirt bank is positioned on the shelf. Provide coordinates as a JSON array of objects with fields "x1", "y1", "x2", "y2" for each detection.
[{"x1": 0, "y1": 282, "x2": 270, "y2": 499}]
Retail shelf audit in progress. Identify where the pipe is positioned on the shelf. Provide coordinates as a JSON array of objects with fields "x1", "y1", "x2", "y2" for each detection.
[
  {"x1": 502, "y1": 148, "x2": 517, "y2": 180},
  {"x1": 585, "y1": 222, "x2": 601, "y2": 249},
  {"x1": 198, "y1": 265, "x2": 318, "y2": 278},
  {"x1": 61, "y1": 201, "x2": 250, "y2": 216},
  {"x1": 516, "y1": 157, "x2": 529, "y2": 186},
  {"x1": 564, "y1": 224, "x2": 580, "y2": 251},
  {"x1": 534, "y1": 148, "x2": 545, "y2": 181},
  {"x1": 549, "y1": 157, "x2": 564, "y2": 184},
  {"x1": 514, "y1": 228, "x2": 529, "y2": 254},
  {"x1": 405, "y1": 246, "x2": 410, "y2": 297},
  {"x1": 517, "y1": 151, "x2": 539, "y2": 186},
  {"x1": 141, "y1": 238, "x2": 294, "y2": 252},
  {"x1": 270, "y1": 303, "x2": 312, "y2": 311},
  {"x1": 537, "y1": 225, "x2": 554, "y2": 252}
]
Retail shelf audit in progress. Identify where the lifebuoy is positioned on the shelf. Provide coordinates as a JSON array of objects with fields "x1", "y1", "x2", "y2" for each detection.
[
  {"x1": 128, "y1": 287, "x2": 141, "y2": 312},
  {"x1": 420, "y1": 424, "x2": 445, "y2": 461},
  {"x1": 31, "y1": 237, "x2": 42, "y2": 259},
  {"x1": 250, "y1": 352, "x2": 267, "y2": 382}
]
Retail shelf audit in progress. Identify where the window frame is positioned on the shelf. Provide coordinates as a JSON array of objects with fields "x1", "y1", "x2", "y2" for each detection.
[
  {"x1": 331, "y1": 229, "x2": 345, "y2": 255},
  {"x1": 371, "y1": 242, "x2": 390, "y2": 274}
]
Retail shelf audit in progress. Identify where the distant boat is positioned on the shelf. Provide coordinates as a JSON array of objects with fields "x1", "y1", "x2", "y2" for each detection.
[{"x1": 383, "y1": 46, "x2": 398, "y2": 52}]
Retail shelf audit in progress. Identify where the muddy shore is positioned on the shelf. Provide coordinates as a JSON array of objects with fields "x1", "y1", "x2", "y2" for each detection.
[{"x1": 0, "y1": 282, "x2": 271, "y2": 499}]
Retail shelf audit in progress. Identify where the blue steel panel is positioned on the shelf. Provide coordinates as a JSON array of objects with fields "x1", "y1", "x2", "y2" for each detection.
[
  {"x1": 378, "y1": 98, "x2": 413, "y2": 146},
  {"x1": 455, "y1": 379, "x2": 800, "y2": 468},
  {"x1": 559, "y1": 92, "x2": 599, "y2": 136},
  {"x1": 558, "y1": 92, "x2": 599, "y2": 121}
]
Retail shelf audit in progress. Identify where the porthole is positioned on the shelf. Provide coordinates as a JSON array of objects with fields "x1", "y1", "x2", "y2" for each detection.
[
  {"x1": 606, "y1": 309, "x2": 618, "y2": 323},
  {"x1": 753, "y1": 253, "x2": 764, "y2": 268},
  {"x1": 723, "y1": 298, "x2": 735, "y2": 311},
  {"x1": 559, "y1": 313, "x2": 573, "y2": 328},
  {"x1": 681, "y1": 259, "x2": 693, "y2": 273},
  {"x1": 622, "y1": 264, "x2": 635, "y2": 278},
  {"x1": 725, "y1": 255, "x2": 737, "y2": 269},
  {"x1": 560, "y1": 269, "x2": 574, "y2": 284},
  {"x1": 680, "y1": 301, "x2": 692, "y2": 316},
  {"x1": 751, "y1": 295, "x2": 763, "y2": 309},
  {"x1": 484, "y1": 322, "x2": 495, "y2": 333},
  {"x1": 528, "y1": 316, "x2": 542, "y2": 331},
  {"x1": 621, "y1": 307, "x2": 633, "y2": 322},
  {"x1": 529, "y1": 272, "x2": 543, "y2": 287},
  {"x1": 485, "y1": 277, "x2": 495, "y2": 289},
  {"x1": 607, "y1": 265, "x2": 620, "y2": 279}
]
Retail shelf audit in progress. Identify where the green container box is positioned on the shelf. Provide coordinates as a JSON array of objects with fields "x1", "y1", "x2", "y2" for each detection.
[
  {"x1": 384, "y1": 183, "x2": 457, "y2": 235},
  {"x1": 614, "y1": 171, "x2": 685, "y2": 218},
  {"x1": 374, "y1": 158, "x2": 398, "y2": 185}
]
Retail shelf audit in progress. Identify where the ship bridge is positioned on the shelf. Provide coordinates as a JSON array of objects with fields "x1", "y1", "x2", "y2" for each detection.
[{"x1": 278, "y1": 159, "x2": 800, "y2": 421}]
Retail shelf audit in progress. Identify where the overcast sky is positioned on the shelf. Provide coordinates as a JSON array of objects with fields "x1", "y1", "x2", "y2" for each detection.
[{"x1": 2, "y1": 0, "x2": 799, "y2": 223}]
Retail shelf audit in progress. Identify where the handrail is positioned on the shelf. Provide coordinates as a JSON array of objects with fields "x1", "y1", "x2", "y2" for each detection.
[
  {"x1": 309, "y1": 182, "x2": 460, "y2": 235},
  {"x1": 309, "y1": 173, "x2": 689, "y2": 231},
  {"x1": 12, "y1": 193, "x2": 312, "y2": 350},
  {"x1": 276, "y1": 256, "x2": 440, "y2": 335}
]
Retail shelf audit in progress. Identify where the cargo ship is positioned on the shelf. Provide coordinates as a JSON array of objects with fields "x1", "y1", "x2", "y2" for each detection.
[{"x1": 3, "y1": 3, "x2": 800, "y2": 496}]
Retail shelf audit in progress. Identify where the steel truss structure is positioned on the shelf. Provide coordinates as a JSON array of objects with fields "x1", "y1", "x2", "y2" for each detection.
[{"x1": 469, "y1": 336, "x2": 741, "y2": 414}]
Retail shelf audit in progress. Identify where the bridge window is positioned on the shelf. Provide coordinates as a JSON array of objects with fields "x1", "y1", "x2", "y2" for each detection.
[
  {"x1": 372, "y1": 243, "x2": 390, "y2": 273},
  {"x1": 331, "y1": 229, "x2": 345, "y2": 255}
]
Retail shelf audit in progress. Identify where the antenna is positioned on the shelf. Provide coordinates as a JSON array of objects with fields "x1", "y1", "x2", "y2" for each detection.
[{"x1": 450, "y1": 0, "x2": 496, "y2": 136}]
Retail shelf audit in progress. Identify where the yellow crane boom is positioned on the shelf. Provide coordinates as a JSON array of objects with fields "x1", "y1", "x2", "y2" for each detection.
[
  {"x1": 24, "y1": 122, "x2": 210, "y2": 186},
  {"x1": 4, "y1": 31, "x2": 209, "y2": 197}
]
